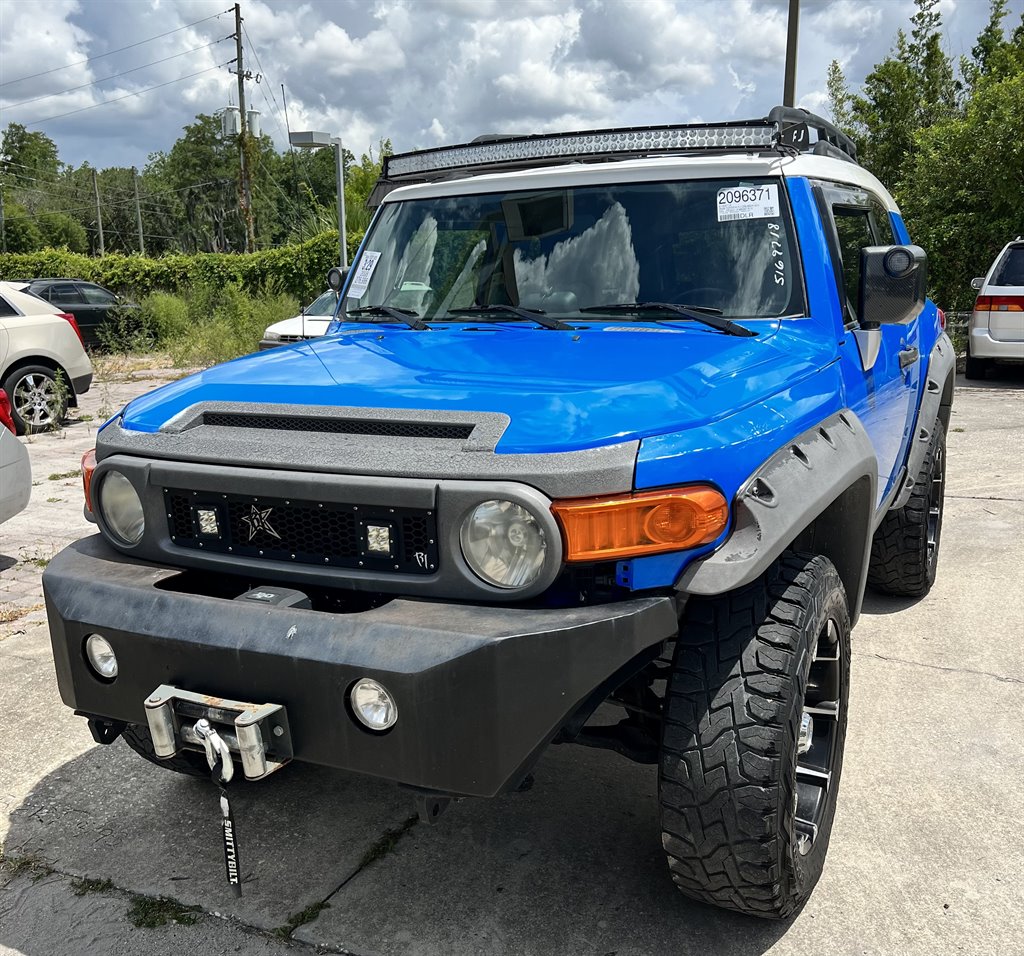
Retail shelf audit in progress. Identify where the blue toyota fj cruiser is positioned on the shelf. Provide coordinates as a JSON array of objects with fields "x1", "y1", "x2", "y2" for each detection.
[{"x1": 43, "y1": 107, "x2": 954, "y2": 919}]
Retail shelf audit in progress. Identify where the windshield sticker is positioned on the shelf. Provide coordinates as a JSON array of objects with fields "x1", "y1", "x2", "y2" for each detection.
[
  {"x1": 347, "y1": 251, "x2": 382, "y2": 299},
  {"x1": 717, "y1": 185, "x2": 779, "y2": 222},
  {"x1": 768, "y1": 221, "x2": 786, "y2": 287}
]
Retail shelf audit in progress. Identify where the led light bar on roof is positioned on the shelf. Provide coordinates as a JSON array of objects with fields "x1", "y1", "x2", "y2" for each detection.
[{"x1": 386, "y1": 124, "x2": 775, "y2": 178}]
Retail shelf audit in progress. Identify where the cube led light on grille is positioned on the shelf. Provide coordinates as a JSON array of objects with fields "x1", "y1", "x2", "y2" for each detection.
[
  {"x1": 552, "y1": 486, "x2": 729, "y2": 562},
  {"x1": 385, "y1": 124, "x2": 774, "y2": 177},
  {"x1": 196, "y1": 508, "x2": 220, "y2": 536},
  {"x1": 366, "y1": 524, "x2": 392, "y2": 553}
]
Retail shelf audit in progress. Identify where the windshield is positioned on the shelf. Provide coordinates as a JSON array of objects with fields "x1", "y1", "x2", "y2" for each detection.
[
  {"x1": 343, "y1": 178, "x2": 804, "y2": 320},
  {"x1": 305, "y1": 290, "x2": 339, "y2": 316}
]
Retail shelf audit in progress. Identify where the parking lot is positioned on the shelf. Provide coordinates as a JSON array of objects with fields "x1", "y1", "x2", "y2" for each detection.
[{"x1": 1, "y1": 362, "x2": 1021, "y2": 956}]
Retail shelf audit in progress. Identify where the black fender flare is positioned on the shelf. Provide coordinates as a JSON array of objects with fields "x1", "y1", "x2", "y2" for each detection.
[
  {"x1": 676, "y1": 410, "x2": 877, "y2": 624},
  {"x1": 891, "y1": 332, "x2": 955, "y2": 510}
]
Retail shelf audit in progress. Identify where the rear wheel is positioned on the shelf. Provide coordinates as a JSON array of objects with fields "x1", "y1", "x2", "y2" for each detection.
[
  {"x1": 659, "y1": 553, "x2": 850, "y2": 919},
  {"x1": 2, "y1": 364, "x2": 69, "y2": 435},
  {"x1": 121, "y1": 723, "x2": 210, "y2": 778},
  {"x1": 868, "y1": 422, "x2": 945, "y2": 597}
]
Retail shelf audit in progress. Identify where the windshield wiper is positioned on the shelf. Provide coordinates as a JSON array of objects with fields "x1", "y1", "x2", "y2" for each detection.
[
  {"x1": 445, "y1": 305, "x2": 575, "y2": 331},
  {"x1": 579, "y1": 302, "x2": 757, "y2": 337},
  {"x1": 346, "y1": 306, "x2": 429, "y2": 331}
]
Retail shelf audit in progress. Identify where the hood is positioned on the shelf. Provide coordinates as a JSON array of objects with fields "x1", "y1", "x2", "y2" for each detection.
[{"x1": 118, "y1": 320, "x2": 832, "y2": 454}]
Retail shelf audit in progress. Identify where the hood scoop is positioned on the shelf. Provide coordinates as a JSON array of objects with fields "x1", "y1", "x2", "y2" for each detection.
[{"x1": 200, "y1": 411, "x2": 475, "y2": 441}]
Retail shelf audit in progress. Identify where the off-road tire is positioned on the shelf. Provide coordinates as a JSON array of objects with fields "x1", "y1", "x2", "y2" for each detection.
[
  {"x1": 963, "y1": 346, "x2": 990, "y2": 380},
  {"x1": 868, "y1": 422, "x2": 946, "y2": 597},
  {"x1": 659, "y1": 553, "x2": 851, "y2": 919},
  {"x1": 121, "y1": 723, "x2": 210, "y2": 778},
  {"x1": 2, "y1": 364, "x2": 69, "y2": 435}
]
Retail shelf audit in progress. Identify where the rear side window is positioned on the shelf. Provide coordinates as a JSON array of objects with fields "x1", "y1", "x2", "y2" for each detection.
[
  {"x1": 991, "y1": 246, "x2": 1024, "y2": 287},
  {"x1": 50, "y1": 283, "x2": 85, "y2": 303},
  {"x1": 79, "y1": 283, "x2": 117, "y2": 305},
  {"x1": 0, "y1": 294, "x2": 17, "y2": 317}
]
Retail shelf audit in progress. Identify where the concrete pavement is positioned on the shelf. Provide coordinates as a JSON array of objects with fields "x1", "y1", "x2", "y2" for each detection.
[{"x1": 1, "y1": 363, "x2": 1022, "y2": 956}]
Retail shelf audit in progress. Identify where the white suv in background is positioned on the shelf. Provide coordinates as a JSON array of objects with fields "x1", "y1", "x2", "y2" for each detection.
[
  {"x1": 966, "y1": 238, "x2": 1024, "y2": 380},
  {"x1": 0, "y1": 281, "x2": 93, "y2": 434}
]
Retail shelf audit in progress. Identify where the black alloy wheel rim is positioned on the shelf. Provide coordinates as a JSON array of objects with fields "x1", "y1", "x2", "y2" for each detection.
[{"x1": 793, "y1": 617, "x2": 843, "y2": 855}]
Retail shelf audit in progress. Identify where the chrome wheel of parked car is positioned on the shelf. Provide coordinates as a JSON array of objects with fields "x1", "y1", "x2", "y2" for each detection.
[{"x1": 4, "y1": 366, "x2": 67, "y2": 435}]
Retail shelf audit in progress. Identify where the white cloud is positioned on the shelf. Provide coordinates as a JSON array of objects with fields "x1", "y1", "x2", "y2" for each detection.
[{"x1": 0, "y1": 0, "x2": 1014, "y2": 171}]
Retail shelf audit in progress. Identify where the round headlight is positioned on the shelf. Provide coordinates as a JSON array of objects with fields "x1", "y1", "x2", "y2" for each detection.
[
  {"x1": 460, "y1": 499, "x2": 547, "y2": 589},
  {"x1": 85, "y1": 633, "x2": 118, "y2": 680},
  {"x1": 350, "y1": 678, "x2": 398, "y2": 731},
  {"x1": 99, "y1": 471, "x2": 145, "y2": 544}
]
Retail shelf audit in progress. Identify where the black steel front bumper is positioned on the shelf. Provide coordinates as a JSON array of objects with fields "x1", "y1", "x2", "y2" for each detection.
[{"x1": 43, "y1": 536, "x2": 678, "y2": 797}]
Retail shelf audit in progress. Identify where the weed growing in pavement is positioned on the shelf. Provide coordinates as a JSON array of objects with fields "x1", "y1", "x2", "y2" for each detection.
[
  {"x1": 126, "y1": 895, "x2": 201, "y2": 928},
  {"x1": 274, "y1": 900, "x2": 331, "y2": 938},
  {"x1": 47, "y1": 369, "x2": 71, "y2": 436},
  {"x1": 47, "y1": 469, "x2": 81, "y2": 481},
  {"x1": 24, "y1": 557, "x2": 50, "y2": 569},
  {"x1": 0, "y1": 850, "x2": 53, "y2": 880},
  {"x1": 952, "y1": 427, "x2": 965, "y2": 433},
  {"x1": 46, "y1": 497, "x2": 62, "y2": 503},
  {"x1": 70, "y1": 876, "x2": 114, "y2": 896}
]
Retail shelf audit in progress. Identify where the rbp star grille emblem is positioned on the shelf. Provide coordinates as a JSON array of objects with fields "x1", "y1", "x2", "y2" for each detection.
[{"x1": 241, "y1": 505, "x2": 281, "y2": 542}]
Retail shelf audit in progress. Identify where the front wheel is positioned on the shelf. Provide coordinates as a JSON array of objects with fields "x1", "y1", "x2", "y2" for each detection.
[{"x1": 659, "y1": 553, "x2": 851, "y2": 919}]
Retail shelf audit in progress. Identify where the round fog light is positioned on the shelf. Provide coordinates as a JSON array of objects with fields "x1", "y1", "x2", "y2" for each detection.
[
  {"x1": 85, "y1": 634, "x2": 118, "y2": 680},
  {"x1": 350, "y1": 678, "x2": 398, "y2": 731}
]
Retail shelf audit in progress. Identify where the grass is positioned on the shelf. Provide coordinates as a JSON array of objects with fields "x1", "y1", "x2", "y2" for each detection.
[
  {"x1": 98, "y1": 283, "x2": 298, "y2": 369},
  {"x1": 0, "y1": 850, "x2": 53, "y2": 881},
  {"x1": 23, "y1": 556, "x2": 50, "y2": 569},
  {"x1": 274, "y1": 900, "x2": 330, "y2": 938},
  {"x1": 71, "y1": 876, "x2": 113, "y2": 896},
  {"x1": 46, "y1": 497, "x2": 62, "y2": 503},
  {"x1": 48, "y1": 469, "x2": 81, "y2": 481},
  {"x1": 126, "y1": 895, "x2": 201, "y2": 928},
  {"x1": 356, "y1": 815, "x2": 418, "y2": 871}
]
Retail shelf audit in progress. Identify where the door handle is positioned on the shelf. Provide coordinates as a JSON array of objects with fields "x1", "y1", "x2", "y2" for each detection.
[{"x1": 898, "y1": 347, "x2": 920, "y2": 370}]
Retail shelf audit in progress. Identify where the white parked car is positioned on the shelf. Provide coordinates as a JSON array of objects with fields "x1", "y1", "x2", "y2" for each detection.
[
  {"x1": 259, "y1": 290, "x2": 338, "y2": 350},
  {"x1": 966, "y1": 238, "x2": 1024, "y2": 379},
  {"x1": 0, "y1": 388, "x2": 31, "y2": 525},
  {"x1": 0, "y1": 281, "x2": 93, "y2": 434}
]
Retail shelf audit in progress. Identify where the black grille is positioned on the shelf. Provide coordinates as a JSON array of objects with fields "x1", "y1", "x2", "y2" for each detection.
[
  {"x1": 165, "y1": 489, "x2": 438, "y2": 574},
  {"x1": 203, "y1": 412, "x2": 473, "y2": 440}
]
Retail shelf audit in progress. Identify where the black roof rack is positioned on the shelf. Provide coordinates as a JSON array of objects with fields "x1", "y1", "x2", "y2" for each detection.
[
  {"x1": 368, "y1": 105, "x2": 856, "y2": 206},
  {"x1": 369, "y1": 106, "x2": 859, "y2": 207}
]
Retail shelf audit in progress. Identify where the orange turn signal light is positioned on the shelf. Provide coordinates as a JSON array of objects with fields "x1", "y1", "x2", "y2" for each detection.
[
  {"x1": 551, "y1": 486, "x2": 729, "y2": 562},
  {"x1": 82, "y1": 448, "x2": 97, "y2": 514}
]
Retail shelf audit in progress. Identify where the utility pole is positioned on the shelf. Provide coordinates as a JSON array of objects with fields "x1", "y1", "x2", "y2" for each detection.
[
  {"x1": 232, "y1": 2, "x2": 255, "y2": 252},
  {"x1": 92, "y1": 167, "x2": 105, "y2": 256},
  {"x1": 132, "y1": 166, "x2": 145, "y2": 256},
  {"x1": 784, "y1": 0, "x2": 800, "y2": 107}
]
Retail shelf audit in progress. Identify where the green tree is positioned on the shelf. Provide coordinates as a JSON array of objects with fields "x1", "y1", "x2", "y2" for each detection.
[
  {"x1": 1, "y1": 202, "x2": 44, "y2": 253},
  {"x1": 36, "y1": 211, "x2": 88, "y2": 253},
  {"x1": 0, "y1": 123, "x2": 60, "y2": 186},
  {"x1": 826, "y1": 60, "x2": 852, "y2": 133}
]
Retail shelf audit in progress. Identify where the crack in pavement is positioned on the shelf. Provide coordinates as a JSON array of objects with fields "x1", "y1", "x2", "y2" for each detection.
[
  {"x1": 945, "y1": 494, "x2": 1024, "y2": 502},
  {"x1": 864, "y1": 652, "x2": 1023, "y2": 684},
  {"x1": 0, "y1": 858, "x2": 354, "y2": 956}
]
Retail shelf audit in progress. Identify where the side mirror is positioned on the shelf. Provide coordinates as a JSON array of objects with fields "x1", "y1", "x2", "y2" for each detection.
[
  {"x1": 858, "y1": 244, "x2": 927, "y2": 329},
  {"x1": 970, "y1": 276, "x2": 984, "y2": 291},
  {"x1": 327, "y1": 267, "x2": 350, "y2": 293}
]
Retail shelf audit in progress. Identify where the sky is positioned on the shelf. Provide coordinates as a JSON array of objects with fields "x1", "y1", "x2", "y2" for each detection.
[{"x1": 0, "y1": 0, "x2": 1020, "y2": 171}]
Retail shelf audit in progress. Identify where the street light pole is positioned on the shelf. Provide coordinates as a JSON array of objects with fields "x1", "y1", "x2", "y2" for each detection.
[
  {"x1": 784, "y1": 0, "x2": 800, "y2": 107},
  {"x1": 333, "y1": 138, "x2": 348, "y2": 269},
  {"x1": 288, "y1": 130, "x2": 348, "y2": 269}
]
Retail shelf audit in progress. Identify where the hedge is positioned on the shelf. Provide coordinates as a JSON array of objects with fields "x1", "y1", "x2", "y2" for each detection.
[{"x1": 0, "y1": 229, "x2": 365, "y2": 302}]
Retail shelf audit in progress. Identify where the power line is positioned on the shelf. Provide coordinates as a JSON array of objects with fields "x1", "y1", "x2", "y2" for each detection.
[
  {"x1": 24, "y1": 62, "x2": 233, "y2": 127},
  {"x1": 0, "y1": 9, "x2": 232, "y2": 88},
  {"x1": 241, "y1": 24, "x2": 285, "y2": 128},
  {"x1": 2, "y1": 38, "x2": 232, "y2": 111}
]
